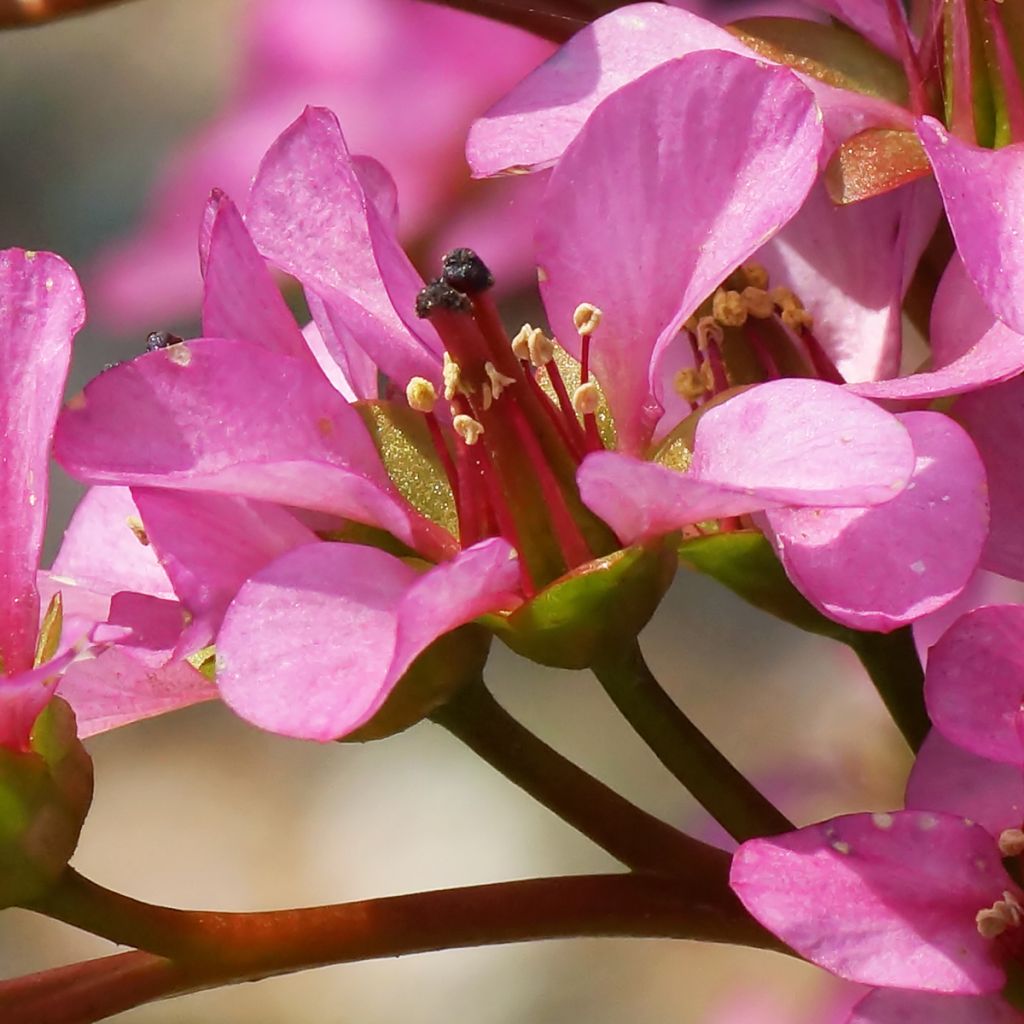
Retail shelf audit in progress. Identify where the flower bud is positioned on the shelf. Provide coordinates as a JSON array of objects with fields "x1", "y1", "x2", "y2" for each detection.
[{"x1": 0, "y1": 699, "x2": 93, "y2": 907}]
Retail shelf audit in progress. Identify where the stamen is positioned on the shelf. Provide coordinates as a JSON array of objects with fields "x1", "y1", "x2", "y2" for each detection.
[
  {"x1": 984, "y1": 0, "x2": 1024, "y2": 145},
  {"x1": 485, "y1": 361, "x2": 516, "y2": 400},
  {"x1": 572, "y1": 381, "x2": 601, "y2": 417},
  {"x1": 527, "y1": 328, "x2": 554, "y2": 368},
  {"x1": 674, "y1": 368, "x2": 707, "y2": 405},
  {"x1": 481, "y1": 382, "x2": 493, "y2": 411},
  {"x1": 712, "y1": 289, "x2": 747, "y2": 328},
  {"x1": 125, "y1": 515, "x2": 150, "y2": 546},
  {"x1": 442, "y1": 353, "x2": 465, "y2": 402},
  {"x1": 453, "y1": 414, "x2": 485, "y2": 446},
  {"x1": 999, "y1": 828, "x2": 1024, "y2": 858},
  {"x1": 741, "y1": 263, "x2": 769, "y2": 291},
  {"x1": 742, "y1": 286, "x2": 775, "y2": 319},
  {"x1": 976, "y1": 891, "x2": 1024, "y2": 938},
  {"x1": 511, "y1": 323, "x2": 533, "y2": 361},
  {"x1": 406, "y1": 377, "x2": 438, "y2": 414},
  {"x1": 573, "y1": 303, "x2": 603, "y2": 337}
]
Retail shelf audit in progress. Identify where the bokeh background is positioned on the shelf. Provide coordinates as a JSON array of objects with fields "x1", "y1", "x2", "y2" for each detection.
[{"x1": 0, "y1": 1, "x2": 906, "y2": 1019}]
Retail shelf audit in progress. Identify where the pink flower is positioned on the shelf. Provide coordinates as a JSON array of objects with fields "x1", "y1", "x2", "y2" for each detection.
[{"x1": 89, "y1": 0, "x2": 552, "y2": 331}]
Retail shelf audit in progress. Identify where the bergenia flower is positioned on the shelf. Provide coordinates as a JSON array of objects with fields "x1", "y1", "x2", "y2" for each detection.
[
  {"x1": 55, "y1": 53, "x2": 963, "y2": 743},
  {"x1": 90, "y1": 0, "x2": 553, "y2": 331},
  {"x1": 731, "y1": 601, "x2": 1024, "y2": 1022}
]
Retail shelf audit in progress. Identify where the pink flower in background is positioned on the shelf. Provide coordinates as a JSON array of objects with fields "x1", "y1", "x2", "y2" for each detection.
[{"x1": 89, "y1": 0, "x2": 553, "y2": 332}]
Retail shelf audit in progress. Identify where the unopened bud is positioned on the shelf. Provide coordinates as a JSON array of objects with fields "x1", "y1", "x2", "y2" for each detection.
[
  {"x1": 406, "y1": 377, "x2": 438, "y2": 414},
  {"x1": 573, "y1": 303, "x2": 603, "y2": 336}
]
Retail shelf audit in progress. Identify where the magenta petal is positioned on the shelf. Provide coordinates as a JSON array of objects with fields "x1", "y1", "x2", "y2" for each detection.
[
  {"x1": 918, "y1": 118, "x2": 1024, "y2": 334},
  {"x1": 0, "y1": 250, "x2": 84, "y2": 676},
  {"x1": 201, "y1": 191, "x2": 309, "y2": 360},
  {"x1": 537, "y1": 53, "x2": 822, "y2": 452},
  {"x1": 850, "y1": 989, "x2": 1021, "y2": 1024},
  {"x1": 58, "y1": 648, "x2": 216, "y2": 738},
  {"x1": 760, "y1": 178, "x2": 941, "y2": 385},
  {"x1": 468, "y1": 4, "x2": 751, "y2": 177},
  {"x1": 765, "y1": 411, "x2": 987, "y2": 631},
  {"x1": 217, "y1": 538, "x2": 518, "y2": 740},
  {"x1": 131, "y1": 488, "x2": 316, "y2": 651},
  {"x1": 0, "y1": 651, "x2": 76, "y2": 749},
  {"x1": 924, "y1": 605, "x2": 1024, "y2": 766},
  {"x1": 53, "y1": 339, "x2": 436, "y2": 554},
  {"x1": 956, "y1": 375, "x2": 1024, "y2": 581},
  {"x1": 731, "y1": 812, "x2": 1011, "y2": 994},
  {"x1": 907, "y1": 731, "x2": 1024, "y2": 839},
  {"x1": 245, "y1": 106, "x2": 442, "y2": 388},
  {"x1": 851, "y1": 255, "x2": 1024, "y2": 400}
]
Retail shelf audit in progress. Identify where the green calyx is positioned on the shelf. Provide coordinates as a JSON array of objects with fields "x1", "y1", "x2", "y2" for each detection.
[
  {"x1": 487, "y1": 538, "x2": 679, "y2": 670},
  {"x1": 0, "y1": 699, "x2": 93, "y2": 908}
]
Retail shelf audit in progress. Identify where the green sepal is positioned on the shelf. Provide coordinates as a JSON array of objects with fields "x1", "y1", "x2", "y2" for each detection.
[
  {"x1": 186, "y1": 645, "x2": 217, "y2": 681},
  {"x1": 341, "y1": 624, "x2": 491, "y2": 742},
  {"x1": 728, "y1": 17, "x2": 908, "y2": 104},
  {"x1": 488, "y1": 538, "x2": 679, "y2": 670},
  {"x1": 679, "y1": 530, "x2": 856, "y2": 643},
  {"x1": 355, "y1": 399, "x2": 457, "y2": 536},
  {"x1": 0, "y1": 699, "x2": 93, "y2": 908}
]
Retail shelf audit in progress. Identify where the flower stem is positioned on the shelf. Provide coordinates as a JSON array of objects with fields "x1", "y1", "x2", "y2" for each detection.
[
  {"x1": 18, "y1": 872, "x2": 785, "y2": 1023},
  {"x1": 432, "y1": 679, "x2": 727, "y2": 880},
  {"x1": 591, "y1": 643, "x2": 793, "y2": 841},
  {"x1": 846, "y1": 626, "x2": 928, "y2": 752}
]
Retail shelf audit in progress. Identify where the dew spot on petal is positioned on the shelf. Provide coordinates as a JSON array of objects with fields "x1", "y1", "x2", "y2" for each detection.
[
  {"x1": 918, "y1": 813, "x2": 939, "y2": 830},
  {"x1": 165, "y1": 345, "x2": 192, "y2": 367},
  {"x1": 831, "y1": 840, "x2": 851, "y2": 855},
  {"x1": 872, "y1": 812, "x2": 893, "y2": 830}
]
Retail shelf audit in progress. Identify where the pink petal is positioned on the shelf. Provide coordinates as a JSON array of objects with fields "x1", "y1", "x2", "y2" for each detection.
[
  {"x1": 0, "y1": 650, "x2": 77, "y2": 750},
  {"x1": 764, "y1": 411, "x2": 988, "y2": 631},
  {"x1": 54, "y1": 339, "x2": 445, "y2": 557},
  {"x1": 918, "y1": 118, "x2": 1024, "y2": 335},
  {"x1": 579, "y1": 380, "x2": 914, "y2": 542},
  {"x1": 131, "y1": 488, "x2": 316, "y2": 651},
  {"x1": 245, "y1": 106, "x2": 442, "y2": 389},
  {"x1": 956, "y1": 375, "x2": 1024, "y2": 581},
  {"x1": 58, "y1": 647, "x2": 216, "y2": 739},
  {"x1": 850, "y1": 255, "x2": 1024, "y2": 400},
  {"x1": 305, "y1": 290, "x2": 381, "y2": 401},
  {"x1": 201, "y1": 191, "x2": 309, "y2": 360},
  {"x1": 217, "y1": 538, "x2": 519, "y2": 740},
  {"x1": 850, "y1": 989, "x2": 1021, "y2": 1024},
  {"x1": 907, "y1": 731, "x2": 1024, "y2": 839},
  {"x1": 760, "y1": 178, "x2": 941, "y2": 385},
  {"x1": 537, "y1": 53, "x2": 822, "y2": 452},
  {"x1": 731, "y1": 812, "x2": 1011, "y2": 994},
  {"x1": 924, "y1": 605, "x2": 1024, "y2": 766},
  {"x1": 0, "y1": 250, "x2": 84, "y2": 676}
]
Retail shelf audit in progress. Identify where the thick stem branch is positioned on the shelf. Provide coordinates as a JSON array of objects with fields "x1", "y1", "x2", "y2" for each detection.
[
  {"x1": 592, "y1": 644, "x2": 793, "y2": 842},
  {"x1": 432, "y1": 680, "x2": 727, "y2": 880},
  {"x1": 17, "y1": 872, "x2": 785, "y2": 1023},
  {"x1": 848, "y1": 626, "x2": 928, "y2": 752}
]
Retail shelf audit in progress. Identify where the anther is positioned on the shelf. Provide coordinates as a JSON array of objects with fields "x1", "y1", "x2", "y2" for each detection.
[
  {"x1": 573, "y1": 303, "x2": 603, "y2": 336},
  {"x1": 674, "y1": 368, "x2": 707, "y2": 404},
  {"x1": 485, "y1": 361, "x2": 516, "y2": 401},
  {"x1": 999, "y1": 828, "x2": 1024, "y2": 858},
  {"x1": 406, "y1": 377, "x2": 438, "y2": 414},
  {"x1": 146, "y1": 330, "x2": 183, "y2": 352},
  {"x1": 442, "y1": 353, "x2": 467, "y2": 402},
  {"x1": 781, "y1": 305, "x2": 814, "y2": 332},
  {"x1": 572, "y1": 382, "x2": 601, "y2": 417},
  {"x1": 712, "y1": 289, "x2": 747, "y2": 328},
  {"x1": 527, "y1": 328, "x2": 554, "y2": 367},
  {"x1": 696, "y1": 316, "x2": 724, "y2": 351},
  {"x1": 742, "y1": 286, "x2": 775, "y2": 319},
  {"x1": 977, "y1": 891, "x2": 1024, "y2": 938},
  {"x1": 441, "y1": 248, "x2": 495, "y2": 294},
  {"x1": 125, "y1": 515, "x2": 150, "y2": 546},
  {"x1": 415, "y1": 278, "x2": 472, "y2": 319},
  {"x1": 742, "y1": 262, "x2": 769, "y2": 290},
  {"x1": 453, "y1": 414, "x2": 485, "y2": 446},
  {"x1": 511, "y1": 324, "x2": 533, "y2": 361}
]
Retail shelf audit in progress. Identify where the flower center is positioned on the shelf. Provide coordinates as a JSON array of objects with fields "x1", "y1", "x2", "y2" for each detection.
[{"x1": 412, "y1": 249, "x2": 617, "y2": 594}]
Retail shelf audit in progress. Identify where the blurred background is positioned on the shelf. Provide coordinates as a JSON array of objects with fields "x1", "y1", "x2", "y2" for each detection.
[{"x1": 0, "y1": 1, "x2": 904, "y2": 1020}]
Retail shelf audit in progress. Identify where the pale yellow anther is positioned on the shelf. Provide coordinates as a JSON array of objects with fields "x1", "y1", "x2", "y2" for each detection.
[
  {"x1": 742, "y1": 286, "x2": 775, "y2": 319},
  {"x1": 481, "y1": 383, "x2": 493, "y2": 411},
  {"x1": 126, "y1": 515, "x2": 150, "y2": 547},
  {"x1": 674, "y1": 368, "x2": 706, "y2": 403},
  {"x1": 683, "y1": 315, "x2": 699, "y2": 334},
  {"x1": 572, "y1": 381, "x2": 601, "y2": 417},
  {"x1": 406, "y1": 376, "x2": 437, "y2": 414},
  {"x1": 573, "y1": 302, "x2": 603, "y2": 336},
  {"x1": 976, "y1": 891, "x2": 1023, "y2": 938},
  {"x1": 999, "y1": 828, "x2": 1024, "y2": 858},
  {"x1": 527, "y1": 328, "x2": 555, "y2": 367},
  {"x1": 742, "y1": 262, "x2": 769, "y2": 290},
  {"x1": 712, "y1": 289, "x2": 747, "y2": 328},
  {"x1": 453, "y1": 414, "x2": 485, "y2": 446},
  {"x1": 696, "y1": 316, "x2": 724, "y2": 352},
  {"x1": 485, "y1": 361, "x2": 516, "y2": 400},
  {"x1": 443, "y1": 352, "x2": 463, "y2": 402},
  {"x1": 781, "y1": 305, "x2": 814, "y2": 332},
  {"x1": 511, "y1": 324, "x2": 533, "y2": 361},
  {"x1": 771, "y1": 286, "x2": 803, "y2": 311}
]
